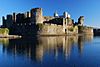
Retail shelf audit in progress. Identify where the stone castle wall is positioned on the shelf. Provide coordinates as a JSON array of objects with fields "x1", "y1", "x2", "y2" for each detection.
[
  {"x1": 37, "y1": 24, "x2": 65, "y2": 35},
  {"x1": 83, "y1": 27, "x2": 93, "y2": 35},
  {"x1": 78, "y1": 26, "x2": 93, "y2": 35},
  {"x1": 43, "y1": 16, "x2": 54, "y2": 21}
]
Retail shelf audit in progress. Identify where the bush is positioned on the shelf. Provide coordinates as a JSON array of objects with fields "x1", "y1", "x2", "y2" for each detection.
[{"x1": 0, "y1": 28, "x2": 9, "y2": 35}]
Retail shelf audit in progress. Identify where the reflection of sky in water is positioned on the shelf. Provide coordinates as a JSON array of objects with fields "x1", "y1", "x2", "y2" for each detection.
[
  {"x1": 0, "y1": 36, "x2": 100, "y2": 67},
  {"x1": 0, "y1": 44, "x2": 3, "y2": 54}
]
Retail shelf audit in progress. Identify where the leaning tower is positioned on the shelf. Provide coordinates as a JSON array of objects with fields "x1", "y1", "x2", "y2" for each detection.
[{"x1": 31, "y1": 8, "x2": 43, "y2": 24}]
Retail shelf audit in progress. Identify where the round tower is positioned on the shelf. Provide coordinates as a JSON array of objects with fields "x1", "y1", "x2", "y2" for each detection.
[
  {"x1": 67, "y1": 14, "x2": 71, "y2": 18},
  {"x1": 54, "y1": 11, "x2": 59, "y2": 18},
  {"x1": 63, "y1": 12, "x2": 68, "y2": 18}
]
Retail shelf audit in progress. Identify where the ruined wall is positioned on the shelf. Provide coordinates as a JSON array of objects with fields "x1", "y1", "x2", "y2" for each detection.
[
  {"x1": 43, "y1": 16, "x2": 54, "y2": 22},
  {"x1": 83, "y1": 27, "x2": 93, "y2": 35},
  {"x1": 37, "y1": 23, "x2": 79, "y2": 35},
  {"x1": 37, "y1": 24, "x2": 65, "y2": 35},
  {"x1": 78, "y1": 26, "x2": 93, "y2": 35}
]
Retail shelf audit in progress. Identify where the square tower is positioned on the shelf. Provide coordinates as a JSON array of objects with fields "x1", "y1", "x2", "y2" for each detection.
[{"x1": 30, "y1": 8, "x2": 43, "y2": 24}]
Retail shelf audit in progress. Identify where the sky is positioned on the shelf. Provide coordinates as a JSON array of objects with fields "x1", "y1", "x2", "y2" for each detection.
[{"x1": 0, "y1": 0, "x2": 100, "y2": 28}]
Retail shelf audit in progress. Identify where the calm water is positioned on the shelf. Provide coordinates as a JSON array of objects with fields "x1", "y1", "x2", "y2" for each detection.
[{"x1": 0, "y1": 35, "x2": 100, "y2": 67}]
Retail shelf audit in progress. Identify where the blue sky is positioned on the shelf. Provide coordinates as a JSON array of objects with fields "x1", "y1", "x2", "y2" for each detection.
[{"x1": 0, "y1": 0, "x2": 100, "y2": 28}]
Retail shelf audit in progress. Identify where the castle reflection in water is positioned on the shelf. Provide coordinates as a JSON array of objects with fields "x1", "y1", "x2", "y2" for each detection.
[{"x1": 0, "y1": 35, "x2": 93, "y2": 62}]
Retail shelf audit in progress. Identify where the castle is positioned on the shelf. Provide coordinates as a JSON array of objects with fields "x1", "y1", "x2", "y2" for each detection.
[{"x1": 1, "y1": 8, "x2": 93, "y2": 36}]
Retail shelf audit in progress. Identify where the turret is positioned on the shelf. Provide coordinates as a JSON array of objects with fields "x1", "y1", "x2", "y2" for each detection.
[
  {"x1": 2, "y1": 16, "x2": 6, "y2": 27},
  {"x1": 12, "y1": 12, "x2": 16, "y2": 22},
  {"x1": 63, "y1": 12, "x2": 68, "y2": 18},
  {"x1": 54, "y1": 11, "x2": 59, "y2": 18},
  {"x1": 67, "y1": 14, "x2": 71, "y2": 18}
]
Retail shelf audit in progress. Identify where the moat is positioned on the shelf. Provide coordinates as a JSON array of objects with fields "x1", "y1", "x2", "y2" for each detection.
[{"x1": 0, "y1": 35, "x2": 100, "y2": 67}]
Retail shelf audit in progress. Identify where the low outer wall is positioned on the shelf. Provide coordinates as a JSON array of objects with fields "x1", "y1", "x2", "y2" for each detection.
[
  {"x1": 37, "y1": 24, "x2": 65, "y2": 35},
  {"x1": 78, "y1": 26, "x2": 93, "y2": 35}
]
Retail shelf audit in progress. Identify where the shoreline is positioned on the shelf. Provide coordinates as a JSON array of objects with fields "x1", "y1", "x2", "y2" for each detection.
[
  {"x1": 0, "y1": 35, "x2": 22, "y2": 38},
  {"x1": 37, "y1": 33, "x2": 93, "y2": 37},
  {"x1": 0, "y1": 33, "x2": 94, "y2": 39}
]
